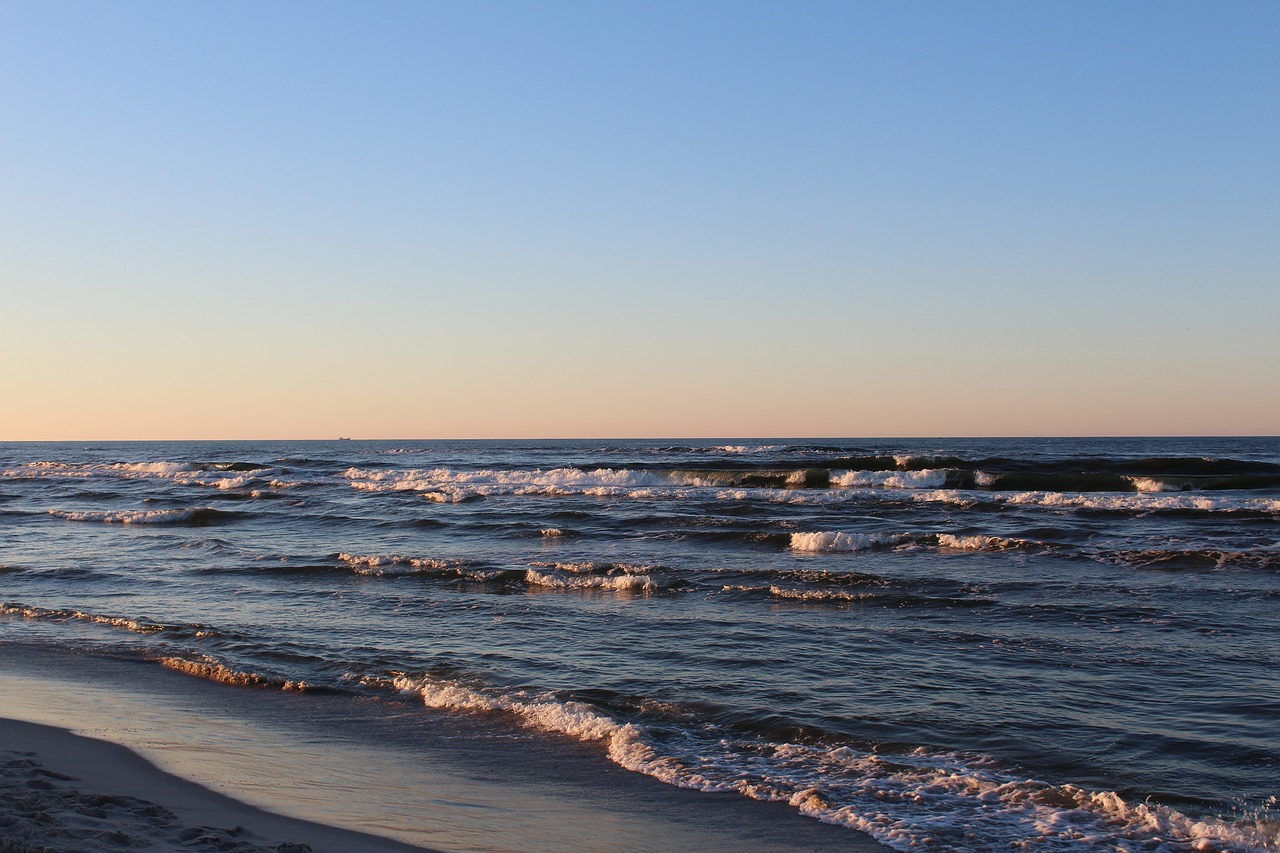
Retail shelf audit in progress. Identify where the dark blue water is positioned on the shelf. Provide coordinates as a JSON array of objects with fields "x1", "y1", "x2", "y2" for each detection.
[{"x1": 2, "y1": 438, "x2": 1277, "y2": 851}]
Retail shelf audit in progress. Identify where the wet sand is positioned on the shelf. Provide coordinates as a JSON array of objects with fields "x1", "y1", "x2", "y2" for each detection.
[
  {"x1": 1, "y1": 717, "x2": 431, "y2": 852},
  {"x1": 0, "y1": 646, "x2": 891, "y2": 852}
]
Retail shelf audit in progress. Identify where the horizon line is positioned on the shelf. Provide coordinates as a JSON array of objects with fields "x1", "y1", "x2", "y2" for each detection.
[{"x1": 3, "y1": 434, "x2": 1277, "y2": 443}]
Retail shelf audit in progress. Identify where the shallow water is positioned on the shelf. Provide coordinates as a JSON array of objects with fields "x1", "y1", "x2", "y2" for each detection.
[{"x1": 2, "y1": 437, "x2": 1278, "y2": 851}]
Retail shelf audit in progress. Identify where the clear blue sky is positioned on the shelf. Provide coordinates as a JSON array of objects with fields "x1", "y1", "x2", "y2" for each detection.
[{"x1": 2, "y1": 0, "x2": 1277, "y2": 438}]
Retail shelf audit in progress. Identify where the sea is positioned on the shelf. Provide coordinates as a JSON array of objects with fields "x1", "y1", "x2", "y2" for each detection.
[{"x1": 1, "y1": 437, "x2": 1277, "y2": 852}]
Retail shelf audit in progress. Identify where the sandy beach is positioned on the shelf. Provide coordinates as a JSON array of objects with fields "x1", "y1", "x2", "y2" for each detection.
[
  {"x1": 1, "y1": 717, "x2": 431, "y2": 853},
  {"x1": 0, "y1": 646, "x2": 890, "y2": 852}
]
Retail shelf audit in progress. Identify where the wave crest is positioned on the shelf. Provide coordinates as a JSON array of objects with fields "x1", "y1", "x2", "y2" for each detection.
[
  {"x1": 48, "y1": 507, "x2": 235, "y2": 525},
  {"x1": 790, "y1": 532, "x2": 904, "y2": 552},
  {"x1": 159, "y1": 656, "x2": 308, "y2": 691}
]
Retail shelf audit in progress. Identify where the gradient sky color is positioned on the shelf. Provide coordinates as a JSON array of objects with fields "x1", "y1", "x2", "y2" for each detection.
[{"x1": 3, "y1": 0, "x2": 1277, "y2": 439}]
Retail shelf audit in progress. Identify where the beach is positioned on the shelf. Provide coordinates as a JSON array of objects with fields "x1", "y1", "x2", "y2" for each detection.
[
  {"x1": 0, "y1": 645, "x2": 887, "y2": 852},
  {"x1": 0, "y1": 717, "x2": 427, "y2": 853}
]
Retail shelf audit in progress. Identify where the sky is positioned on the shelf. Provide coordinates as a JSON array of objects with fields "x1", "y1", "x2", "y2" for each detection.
[{"x1": 2, "y1": 0, "x2": 1277, "y2": 440}]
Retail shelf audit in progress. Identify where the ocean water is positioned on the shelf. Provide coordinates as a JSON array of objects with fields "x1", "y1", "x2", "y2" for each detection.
[{"x1": 1, "y1": 437, "x2": 1277, "y2": 852}]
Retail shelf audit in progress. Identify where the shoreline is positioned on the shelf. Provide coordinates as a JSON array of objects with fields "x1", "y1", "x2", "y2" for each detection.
[
  {"x1": 1, "y1": 716, "x2": 433, "y2": 853},
  {"x1": 0, "y1": 644, "x2": 892, "y2": 852}
]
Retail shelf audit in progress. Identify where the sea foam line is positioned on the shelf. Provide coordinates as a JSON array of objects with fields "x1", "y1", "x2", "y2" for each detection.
[
  {"x1": 0, "y1": 602, "x2": 218, "y2": 637},
  {"x1": 370, "y1": 671, "x2": 1278, "y2": 852},
  {"x1": 912, "y1": 489, "x2": 1280, "y2": 515},
  {"x1": 789, "y1": 531, "x2": 906, "y2": 552},
  {"x1": 158, "y1": 655, "x2": 308, "y2": 691},
  {"x1": 47, "y1": 508, "x2": 217, "y2": 525}
]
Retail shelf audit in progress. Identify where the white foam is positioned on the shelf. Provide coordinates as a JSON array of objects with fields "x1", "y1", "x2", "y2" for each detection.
[
  {"x1": 913, "y1": 490, "x2": 1280, "y2": 515},
  {"x1": 830, "y1": 469, "x2": 948, "y2": 489},
  {"x1": 789, "y1": 531, "x2": 878, "y2": 552},
  {"x1": 5, "y1": 461, "x2": 282, "y2": 493},
  {"x1": 748, "y1": 740, "x2": 1279, "y2": 851},
  {"x1": 47, "y1": 508, "x2": 208, "y2": 524},
  {"x1": 936, "y1": 533, "x2": 1020, "y2": 551},
  {"x1": 714, "y1": 445, "x2": 784, "y2": 454},
  {"x1": 111, "y1": 461, "x2": 197, "y2": 475},
  {"x1": 336, "y1": 553, "x2": 456, "y2": 575},
  {"x1": 1128, "y1": 476, "x2": 1179, "y2": 492},
  {"x1": 420, "y1": 489, "x2": 479, "y2": 503},
  {"x1": 722, "y1": 584, "x2": 872, "y2": 602},
  {"x1": 387, "y1": 674, "x2": 697, "y2": 791},
  {"x1": 370, "y1": 669, "x2": 1280, "y2": 851},
  {"x1": 343, "y1": 466, "x2": 666, "y2": 497},
  {"x1": 2, "y1": 461, "x2": 92, "y2": 479},
  {"x1": 214, "y1": 476, "x2": 254, "y2": 490},
  {"x1": 1, "y1": 602, "x2": 169, "y2": 634},
  {"x1": 160, "y1": 656, "x2": 307, "y2": 691},
  {"x1": 529, "y1": 560, "x2": 658, "y2": 575},
  {"x1": 524, "y1": 569, "x2": 662, "y2": 592},
  {"x1": 389, "y1": 673, "x2": 651, "y2": 756}
]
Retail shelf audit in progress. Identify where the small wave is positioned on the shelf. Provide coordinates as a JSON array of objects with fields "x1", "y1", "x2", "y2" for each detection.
[
  {"x1": 1101, "y1": 548, "x2": 1280, "y2": 572},
  {"x1": 158, "y1": 656, "x2": 308, "y2": 691},
  {"x1": 525, "y1": 569, "x2": 668, "y2": 592},
  {"x1": 5, "y1": 461, "x2": 280, "y2": 494},
  {"x1": 336, "y1": 552, "x2": 462, "y2": 575},
  {"x1": 830, "y1": 469, "x2": 949, "y2": 489},
  {"x1": 722, "y1": 584, "x2": 879, "y2": 603},
  {"x1": 47, "y1": 507, "x2": 236, "y2": 525},
  {"x1": 343, "y1": 466, "x2": 667, "y2": 498},
  {"x1": 1128, "y1": 476, "x2": 1181, "y2": 492},
  {"x1": 755, "y1": 741, "x2": 1279, "y2": 852},
  {"x1": 789, "y1": 531, "x2": 904, "y2": 552},
  {"x1": 377, "y1": 670, "x2": 1277, "y2": 851},
  {"x1": 0, "y1": 603, "x2": 217, "y2": 637},
  {"x1": 722, "y1": 584, "x2": 994, "y2": 608},
  {"x1": 418, "y1": 489, "x2": 483, "y2": 503},
  {"x1": 528, "y1": 560, "x2": 662, "y2": 575},
  {"x1": 525, "y1": 560, "x2": 679, "y2": 593},
  {"x1": 913, "y1": 490, "x2": 1280, "y2": 515},
  {"x1": 112, "y1": 461, "x2": 198, "y2": 475},
  {"x1": 335, "y1": 552, "x2": 522, "y2": 583},
  {"x1": 934, "y1": 533, "x2": 1036, "y2": 551},
  {"x1": 393, "y1": 675, "x2": 611, "y2": 731},
  {"x1": 379, "y1": 673, "x2": 674, "y2": 781}
]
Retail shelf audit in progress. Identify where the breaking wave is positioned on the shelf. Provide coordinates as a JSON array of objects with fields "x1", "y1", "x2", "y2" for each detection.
[
  {"x1": 525, "y1": 560, "x2": 679, "y2": 593},
  {"x1": 0, "y1": 603, "x2": 219, "y2": 638},
  {"x1": 366, "y1": 671, "x2": 1278, "y2": 852},
  {"x1": 47, "y1": 507, "x2": 239, "y2": 525},
  {"x1": 830, "y1": 469, "x2": 949, "y2": 489},
  {"x1": 789, "y1": 532, "x2": 905, "y2": 552},
  {"x1": 912, "y1": 490, "x2": 1280, "y2": 515},
  {"x1": 158, "y1": 655, "x2": 309, "y2": 691}
]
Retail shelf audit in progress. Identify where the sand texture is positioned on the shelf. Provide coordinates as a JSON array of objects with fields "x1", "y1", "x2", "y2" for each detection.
[{"x1": 0, "y1": 718, "x2": 431, "y2": 853}]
